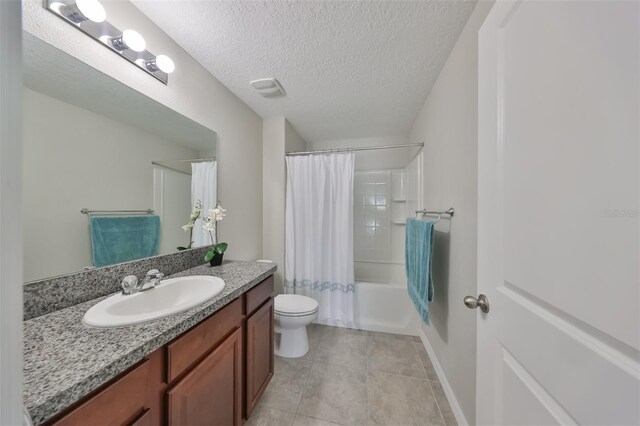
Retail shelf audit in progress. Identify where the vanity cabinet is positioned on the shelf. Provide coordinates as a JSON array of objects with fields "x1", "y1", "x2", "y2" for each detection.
[
  {"x1": 167, "y1": 328, "x2": 243, "y2": 425},
  {"x1": 45, "y1": 275, "x2": 274, "y2": 426}
]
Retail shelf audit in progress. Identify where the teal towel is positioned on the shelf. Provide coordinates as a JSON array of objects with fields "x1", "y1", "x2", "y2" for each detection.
[
  {"x1": 89, "y1": 215, "x2": 160, "y2": 267},
  {"x1": 405, "y1": 218, "x2": 435, "y2": 325}
]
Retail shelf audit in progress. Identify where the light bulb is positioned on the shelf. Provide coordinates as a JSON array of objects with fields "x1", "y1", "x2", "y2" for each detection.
[
  {"x1": 61, "y1": 0, "x2": 106, "y2": 23},
  {"x1": 111, "y1": 29, "x2": 146, "y2": 52},
  {"x1": 155, "y1": 55, "x2": 175, "y2": 74},
  {"x1": 76, "y1": 0, "x2": 105, "y2": 22},
  {"x1": 122, "y1": 30, "x2": 146, "y2": 52}
]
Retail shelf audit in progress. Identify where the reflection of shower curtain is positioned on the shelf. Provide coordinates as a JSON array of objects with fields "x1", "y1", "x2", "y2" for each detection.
[
  {"x1": 191, "y1": 161, "x2": 217, "y2": 247},
  {"x1": 285, "y1": 153, "x2": 355, "y2": 326}
]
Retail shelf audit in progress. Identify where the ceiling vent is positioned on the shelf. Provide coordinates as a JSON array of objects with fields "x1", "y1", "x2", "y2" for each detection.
[{"x1": 249, "y1": 78, "x2": 285, "y2": 97}]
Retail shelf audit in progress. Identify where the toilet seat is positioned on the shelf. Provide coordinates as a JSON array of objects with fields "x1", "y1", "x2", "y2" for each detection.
[
  {"x1": 275, "y1": 308, "x2": 318, "y2": 318},
  {"x1": 275, "y1": 294, "x2": 319, "y2": 317}
]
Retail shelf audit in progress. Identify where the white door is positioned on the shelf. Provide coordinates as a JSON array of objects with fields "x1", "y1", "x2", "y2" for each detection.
[{"x1": 477, "y1": 1, "x2": 640, "y2": 425}]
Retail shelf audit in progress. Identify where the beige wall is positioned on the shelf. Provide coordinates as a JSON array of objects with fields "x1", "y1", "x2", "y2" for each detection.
[
  {"x1": 23, "y1": 0, "x2": 263, "y2": 260},
  {"x1": 262, "y1": 118, "x2": 286, "y2": 291},
  {"x1": 285, "y1": 120, "x2": 307, "y2": 154},
  {"x1": 263, "y1": 118, "x2": 306, "y2": 292},
  {"x1": 408, "y1": 2, "x2": 493, "y2": 424},
  {"x1": 22, "y1": 88, "x2": 199, "y2": 282}
]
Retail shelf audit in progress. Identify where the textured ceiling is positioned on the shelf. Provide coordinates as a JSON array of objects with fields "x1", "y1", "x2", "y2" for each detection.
[{"x1": 132, "y1": 0, "x2": 476, "y2": 142}]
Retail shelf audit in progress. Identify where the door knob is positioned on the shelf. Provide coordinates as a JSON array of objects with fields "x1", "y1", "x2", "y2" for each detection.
[{"x1": 464, "y1": 294, "x2": 490, "y2": 313}]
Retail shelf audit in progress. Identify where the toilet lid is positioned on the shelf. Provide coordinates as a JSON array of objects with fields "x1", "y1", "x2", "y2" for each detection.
[{"x1": 275, "y1": 294, "x2": 319, "y2": 315}]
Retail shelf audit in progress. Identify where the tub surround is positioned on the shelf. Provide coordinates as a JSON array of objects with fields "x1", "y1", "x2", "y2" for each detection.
[
  {"x1": 24, "y1": 260, "x2": 276, "y2": 425},
  {"x1": 24, "y1": 246, "x2": 214, "y2": 320}
]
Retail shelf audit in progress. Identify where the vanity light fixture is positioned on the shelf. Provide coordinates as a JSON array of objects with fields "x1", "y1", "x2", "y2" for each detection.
[
  {"x1": 110, "y1": 29, "x2": 146, "y2": 53},
  {"x1": 145, "y1": 55, "x2": 175, "y2": 74},
  {"x1": 45, "y1": 0, "x2": 174, "y2": 84},
  {"x1": 59, "y1": 0, "x2": 106, "y2": 23}
]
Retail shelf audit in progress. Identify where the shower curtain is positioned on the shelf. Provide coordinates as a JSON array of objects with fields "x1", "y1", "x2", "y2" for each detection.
[
  {"x1": 191, "y1": 161, "x2": 217, "y2": 247},
  {"x1": 285, "y1": 153, "x2": 355, "y2": 326}
]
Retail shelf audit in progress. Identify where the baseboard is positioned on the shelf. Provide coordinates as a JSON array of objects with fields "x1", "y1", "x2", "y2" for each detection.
[{"x1": 418, "y1": 329, "x2": 469, "y2": 426}]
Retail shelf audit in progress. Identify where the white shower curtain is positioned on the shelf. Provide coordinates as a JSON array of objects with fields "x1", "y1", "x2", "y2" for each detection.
[
  {"x1": 191, "y1": 161, "x2": 217, "y2": 247},
  {"x1": 285, "y1": 153, "x2": 355, "y2": 326}
]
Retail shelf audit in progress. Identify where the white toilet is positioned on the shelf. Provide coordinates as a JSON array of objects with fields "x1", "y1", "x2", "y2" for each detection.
[{"x1": 274, "y1": 294, "x2": 319, "y2": 358}]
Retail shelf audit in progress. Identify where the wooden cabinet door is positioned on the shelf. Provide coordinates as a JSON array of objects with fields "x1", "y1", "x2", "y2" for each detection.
[
  {"x1": 245, "y1": 298, "x2": 274, "y2": 417},
  {"x1": 167, "y1": 327, "x2": 243, "y2": 426}
]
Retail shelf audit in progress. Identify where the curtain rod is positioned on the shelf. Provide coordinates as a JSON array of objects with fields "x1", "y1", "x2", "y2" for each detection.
[
  {"x1": 151, "y1": 157, "x2": 216, "y2": 164},
  {"x1": 285, "y1": 143, "x2": 424, "y2": 157}
]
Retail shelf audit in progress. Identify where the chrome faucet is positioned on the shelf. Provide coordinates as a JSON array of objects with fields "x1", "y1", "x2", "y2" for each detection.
[
  {"x1": 120, "y1": 269, "x2": 164, "y2": 295},
  {"x1": 140, "y1": 269, "x2": 164, "y2": 291}
]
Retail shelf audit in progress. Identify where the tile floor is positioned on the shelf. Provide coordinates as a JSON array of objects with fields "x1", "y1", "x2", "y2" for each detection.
[{"x1": 247, "y1": 324, "x2": 457, "y2": 426}]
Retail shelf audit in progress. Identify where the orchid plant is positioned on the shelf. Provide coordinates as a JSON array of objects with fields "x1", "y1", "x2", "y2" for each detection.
[
  {"x1": 202, "y1": 201, "x2": 228, "y2": 262},
  {"x1": 178, "y1": 200, "x2": 228, "y2": 262},
  {"x1": 177, "y1": 200, "x2": 202, "y2": 251}
]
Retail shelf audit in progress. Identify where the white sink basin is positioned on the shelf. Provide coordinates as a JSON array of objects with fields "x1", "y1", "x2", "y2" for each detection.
[{"x1": 83, "y1": 275, "x2": 225, "y2": 328}]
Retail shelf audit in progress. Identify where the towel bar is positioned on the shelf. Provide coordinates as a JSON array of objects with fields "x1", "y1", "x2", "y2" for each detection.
[
  {"x1": 415, "y1": 207, "x2": 455, "y2": 223},
  {"x1": 81, "y1": 208, "x2": 154, "y2": 216}
]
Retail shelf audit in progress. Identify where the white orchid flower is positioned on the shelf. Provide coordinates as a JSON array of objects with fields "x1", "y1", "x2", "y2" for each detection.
[
  {"x1": 183, "y1": 200, "x2": 203, "y2": 229},
  {"x1": 206, "y1": 206, "x2": 226, "y2": 222}
]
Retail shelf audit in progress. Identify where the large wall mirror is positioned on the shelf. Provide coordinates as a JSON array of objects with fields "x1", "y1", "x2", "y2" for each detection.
[{"x1": 23, "y1": 33, "x2": 218, "y2": 283}]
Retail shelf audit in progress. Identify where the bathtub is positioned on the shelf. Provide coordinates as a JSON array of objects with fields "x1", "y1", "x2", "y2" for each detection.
[{"x1": 314, "y1": 281, "x2": 419, "y2": 335}]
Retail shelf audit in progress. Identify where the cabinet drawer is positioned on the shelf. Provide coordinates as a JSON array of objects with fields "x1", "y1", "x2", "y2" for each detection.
[
  {"x1": 50, "y1": 359, "x2": 150, "y2": 426},
  {"x1": 246, "y1": 276, "x2": 274, "y2": 315},
  {"x1": 167, "y1": 297, "x2": 243, "y2": 383}
]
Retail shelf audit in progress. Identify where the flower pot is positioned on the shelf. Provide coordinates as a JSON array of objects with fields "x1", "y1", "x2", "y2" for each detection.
[{"x1": 209, "y1": 253, "x2": 224, "y2": 267}]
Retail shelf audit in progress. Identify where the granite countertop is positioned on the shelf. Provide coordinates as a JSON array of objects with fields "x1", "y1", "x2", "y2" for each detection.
[{"x1": 24, "y1": 260, "x2": 277, "y2": 425}]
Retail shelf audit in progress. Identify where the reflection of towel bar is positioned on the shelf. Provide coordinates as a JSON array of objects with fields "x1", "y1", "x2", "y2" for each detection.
[
  {"x1": 81, "y1": 208, "x2": 154, "y2": 216},
  {"x1": 415, "y1": 207, "x2": 455, "y2": 223}
]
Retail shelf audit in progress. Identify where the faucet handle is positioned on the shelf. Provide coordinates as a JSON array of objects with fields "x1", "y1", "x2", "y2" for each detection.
[
  {"x1": 146, "y1": 269, "x2": 161, "y2": 277},
  {"x1": 121, "y1": 275, "x2": 138, "y2": 295},
  {"x1": 145, "y1": 269, "x2": 164, "y2": 285}
]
